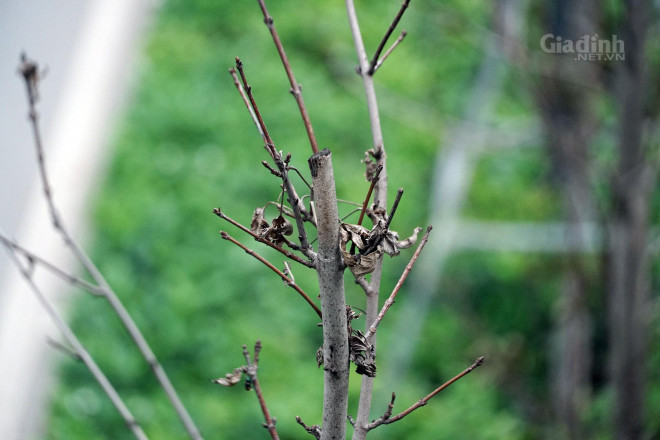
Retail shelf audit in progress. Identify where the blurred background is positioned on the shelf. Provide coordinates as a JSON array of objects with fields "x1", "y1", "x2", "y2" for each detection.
[{"x1": 1, "y1": 0, "x2": 658, "y2": 439}]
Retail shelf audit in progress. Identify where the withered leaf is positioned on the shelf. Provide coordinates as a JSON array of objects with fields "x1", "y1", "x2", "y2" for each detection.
[
  {"x1": 250, "y1": 208, "x2": 269, "y2": 235},
  {"x1": 339, "y1": 224, "x2": 383, "y2": 277},
  {"x1": 349, "y1": 330, "x2": 376, "y2": 377},
  {"x1": 316, "y1": 347, "x2": 323, "y2": 368},
  {"x1": 363, "y1": 149, "x2": 378, "y2": 182},
  {"x1": 381, "y1": 226, "x2": 422, "y2": 257},
  {"x1": 211, "y1": 367, "x2": 245, "y2": 386},
  {"x1": 271, "y1": 215, "x2": 293, "y2": 237}
]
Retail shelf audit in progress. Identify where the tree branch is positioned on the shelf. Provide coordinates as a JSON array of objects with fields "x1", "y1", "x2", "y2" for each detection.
[
  {"x1": 228, "y1": 67, "x2": 264, "y2": 139},
  {"x1": 364, "y1": 225, "x2": 432, "y2": 341},
  {"x1": 18, "y1": 54, "x2": 202, "y2": 440},
  {"x1": 256, "y1": 0, "x2": 320, "y2": 154},
  {"x1": 0, "y1": 232, "x2": 104, "y2": 295},
  {"x1": 350, "y1": 164, "x2": 383, "y2": 255},
  {"x1": 220, "y1": 231, "x2": 322, "y2": 318},
  {"x1": 367, "y1": 0, "x2": 411, "y2": 75},
  {"x1": 372, "y1": 31, "x2": 407, "y2": 74},
  {"x1": 366, "y1": 356, "x2": 485, "y2": 430},
  {"x1": 234, "y1": 58, "x2": 314, "y2": 257},
  {"x1": 0, "y1": 229, "x2": 148, "y2": 440},
  {"x1": 296, "y1": 416, "x2": 322, "y2": 439},
  {"x1": 243, "y1": 341, "x2": 280, "y2": 440}
]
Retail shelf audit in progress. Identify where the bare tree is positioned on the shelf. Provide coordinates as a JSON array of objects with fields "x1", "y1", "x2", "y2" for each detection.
[{"x1": 3, "y1": 2, "x2": 486, "y2": 439}]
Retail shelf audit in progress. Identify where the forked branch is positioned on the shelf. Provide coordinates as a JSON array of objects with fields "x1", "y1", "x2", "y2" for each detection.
[
  {"x1": 366, "y1": 356, "x2": 485, "y2": 431},
  {"x1": 234, "y1": 58, "x2": 314, "y2": 256},
  {"x1": 0, "y1": 228, "x2": 148, "y2": 440},
  {"x1": 18, "y1": 54, "x2": 202, "y2": 440},
  {"x1": 367, "y1": 0, "x2": 411, "y2": 75},
  {"x1": 212, "y1": 341, "x2": 280, "y2": 440}
]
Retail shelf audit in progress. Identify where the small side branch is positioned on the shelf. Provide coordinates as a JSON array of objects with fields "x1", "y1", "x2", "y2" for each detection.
[
  {"x1": 372, "y1": 31, "x2": 407, "y2": 74},
  {"x1": 366, "y1": 357, "x2": 485, "y2": 431},
  {"x1": 296, "y1": 416, "x2": 321, "y2": 439},
  {"x1": 256, "y1": 0, "x2": 319, "y2": 154},
  {"x1": 367, "y1": 0, "x2": 411, "y2": 75},
  {"x1": 244, "y1": 341, "x2": 280, "y2": 440},
  {"x1": 1, "y1": 232, "x2": 149, "y2": 440},
  {"x1": 213, "y1": 342, "x2": 280, "y2": 440},
  {"x1": 234, "y1": 58, "x2": 314, "y2": 256},
  {"x1": 364, "y1": 225, "x2": 432, "y2": 341},
  {"x1": 229, "y1": 67, "x2": 264, "y2": 138},
  {"x1": 0, "y1": 233, "x2": 104, "y2": 295},
  {"x1": 220, "y1": 231, "x2": 322, "y2": 318}
]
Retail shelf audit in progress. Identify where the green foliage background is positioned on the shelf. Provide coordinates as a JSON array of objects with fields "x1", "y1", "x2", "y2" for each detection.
[{"x1": 45, "y1": 1, "x2": 657, "y2": 439}]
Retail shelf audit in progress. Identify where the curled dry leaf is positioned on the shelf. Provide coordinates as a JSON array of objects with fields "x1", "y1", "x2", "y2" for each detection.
[
  {"x1": 380, "y1": 226, "x2": 422, "y2": 257},
  {"x1": 339, "y1": 222, "x2": 422, "y2": 277},
  {"x1": 250, "y1": 208, "x2": 294, "y2": 246},
  {"x1": 350, "y1": 330, "x2": 376, "y2": 377},
  {"x1": 211, "y1": 367, "x2": 245, "y2": 386},
  {"x1": 346, "y1": 306, "x2": 376, "y2": 377},
  {"x1": 363, "y1": 149, "x2": 378, "y2": 182},
  {"x1": 316, "y1": 306, "x2": 376, "y2": 376},
  {"x1": 339, "y1": 224, "x2": 383, "y2": 277},
  {"x1": 251, "y1": 208, "x2": 269, "y2": 235},
  {"x1": 271, "y1": 215, "x2": 293, "y2": 237}
]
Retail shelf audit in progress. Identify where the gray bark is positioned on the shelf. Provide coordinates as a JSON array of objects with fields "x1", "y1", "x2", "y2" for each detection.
[
  {"x1": 608, "y1": 1, "x2": 654, "y2": 437},
  {"x1": 534, "y1": 1, "x2": 600, "y2": 436},
  {"x1": 309, "y1": 149, "x2": 349, "y2": 440}
]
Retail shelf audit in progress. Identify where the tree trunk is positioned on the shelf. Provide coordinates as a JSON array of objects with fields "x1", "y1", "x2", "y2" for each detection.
[
  {"x1": 533, "y1": 1, "x2": 602, "y2": 436},
  {"x1": 309, "y1": 149, "x2": 350, "y2": 440},
  {"x1": 607, "y1": 1, "x2": 653, "y2": 438}
]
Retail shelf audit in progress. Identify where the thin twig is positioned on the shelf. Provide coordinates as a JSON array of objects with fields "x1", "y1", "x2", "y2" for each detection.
[
  {"x1": 243, "y1": 341, "x2": 280, "y2": 440},
  {"x1": 229, "y1": 67, "x2": 264, "y2": 139},
  {"x1": 234, "y1": 58, "x2": 314, "y2": 256},
  {"x1": 364, "y1": 225, "x2": 432, "y2": 341},
  {"x1": 384, "y1": 188, "x2": 404, "y2": 231},
  {"x1": 367, "y1": 0, "x2": 411, "y2": 75},
  {"x1": 213, "y1": 208, "x2": 314, "y2": 268},
  {"x1": 46, "y1": 337, "x2": 82, "y2": 361},
  {"x1": 0, "y1": 231, "x2": 148, "y2": 440},
  {"x1": 0, "y1": 233, "x2": 104, "y2": 295},
  {"x1": 366, "y1": 356, "x2": 485, "y2": 430},
  {"x1": 296, "y1": 416, "x2": 321, "y2": 439},
  {"x1": 350, "y1": 164, "x2": 383, "y2": 254},
  {"x1": 18, "y1": 54, "x2": 202, "y2": 440},
  {"x1": 372, "y1": 31, "x2": 407, "y2": 73},
  {"x1": 220, "y1": 231, "x2": 322, "y2": 318},
  {"x1": 235, "y1": 57, "x2": 276, "y2": 156},
  {"x1": 256, "y1": 0, "x2": 319, "y2": 154},
  {"x1": 357, "y1": 165, "x2": 383, "y2": 227},
  {"x1": 359, "y1": 189, "x2": 405, "y2": 257}
]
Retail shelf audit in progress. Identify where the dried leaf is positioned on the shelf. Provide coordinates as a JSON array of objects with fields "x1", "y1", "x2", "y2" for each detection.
[
  {"x1": 349, "y1": 330, "x2": 376, "y2": 377},
  {"x1": 250, "y1": 208, "x2": 269, "y2": 235},
  {"x1": 316, "y1": 347, "x2": 324, "y2": 368},
  {"x1": 339, "y1": 224, "x2": 383, "y2": 277},
  {"x1": 381, "y1": 226, "x2": 422, "y2": 257},
  {"x1": 363, "y1": 149, "x2": 378, "y2": 181},
  {"x1": 271, "y1": 215, "x2": 293, "y2": 237},
  {"x1": 211, "y1": 367, "x2": 244, "y2": 386}
]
